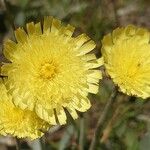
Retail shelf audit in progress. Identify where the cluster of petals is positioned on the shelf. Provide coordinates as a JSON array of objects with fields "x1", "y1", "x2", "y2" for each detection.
[
  {"x1": 1, "y1": 16, "x2": 103, "y2": 127},
  {"x1": 0, "y1": 16, "x2": 149, "y2": 139},
  {"x1": 0, "y1": 79, "x2": 49, "y2": 139},
  {"x1": 102, "y1": 25, "x2": 150, "y2": 99}
]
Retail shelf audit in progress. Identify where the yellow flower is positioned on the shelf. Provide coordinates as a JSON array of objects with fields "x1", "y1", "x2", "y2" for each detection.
[
  {"x1": 1, "y1": 16, "x2": 103, "y2": 125},
  {"x1": 0, "y1": 79, "x2": 49, "y2": 139},
  {"x1": 102, "y1": 25, "x2": 150, "y2": 99}
]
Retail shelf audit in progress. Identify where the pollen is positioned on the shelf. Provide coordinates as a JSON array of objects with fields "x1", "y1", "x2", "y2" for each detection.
[{"x1": 40, "y1": 62, "x2": 57, "y2": 79}]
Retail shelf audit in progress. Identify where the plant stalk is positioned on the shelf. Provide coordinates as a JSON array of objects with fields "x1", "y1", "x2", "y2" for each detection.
[
  {"x1": 89, "y1": 87, "x2": 118, "y2": 150},
  {"x1": 15, "y1": 137, "x2": 21, "y2": 150},
  {"x1": 79, "y1": 114, "x2": 85, "y2": 150}
]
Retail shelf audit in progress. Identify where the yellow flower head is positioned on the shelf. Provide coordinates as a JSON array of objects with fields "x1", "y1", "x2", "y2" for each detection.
[
  {"x1": 0, "y1": 79, "x2": 49, "y2": 139},
  {"x1": 1, "y1": 17, "x2": 103, "y2": 125},
  {"x1": 102, "y1": 25, "x2": 150, "y2": 99}
]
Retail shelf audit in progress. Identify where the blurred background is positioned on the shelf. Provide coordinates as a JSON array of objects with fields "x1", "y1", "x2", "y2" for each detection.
[{"x1": 0, "y1": 0, "x2": 150, "y2": 149}]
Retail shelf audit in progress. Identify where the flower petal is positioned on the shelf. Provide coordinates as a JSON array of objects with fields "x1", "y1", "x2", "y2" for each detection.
[
  {"x1": 26, "y1": 22, "x2": 35, "y2": 35},
  {"x1": 15, "y1": 28, "x2": 27, "y2": 43},
  {"x1": 43, "y1": 16, "x2": 53, "y2": 33},
  {"x1": 3, "y1": 40, "x2": 17, "y2": 61},
  {"x1": 78, "y1": 40, "x2": 96, "y2": 56},
  {"x1": 56, "y1": 106, "x2": 66, "y2": 125}
]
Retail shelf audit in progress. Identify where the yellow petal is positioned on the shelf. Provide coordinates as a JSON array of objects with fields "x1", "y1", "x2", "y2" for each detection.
[
  {"x1": 18, "y1": 101, "x2": 28, "y2": 109},
  {"x1": 125, "y1": 25, "x2": 136, "y2": 36},
  {"x1": 59, "y1": 24, "x2": 75, "y2": 37},
  {"x1": 34, "y1": 22, "x2": 42, "y2": 35},
  {"x1": 67, "y1": 107, "x2": 78, "y2": 119},
  {"x1": 1, "y1": 63, "x2": 12, "y2": 76},
  {"x1": 72, "y1": 97, "x2": 91, "y2": 112},
  {"x1": 51, "y1": 18, "x2": 61, "y2": 34},
  {"x1": 86, "y1": 58, "x2": 104, "y2": 69},
  {"x1": 83, "y1": 54, "x2": 96, "y2": 61},
  {"x1": 3, "y1": 40, "x2": 17, "y2": 61},
  {"x1": 26, "y1": 22, "x2": 35, "y2": 35},
  {"x1": 15, "y1": 28, "x2": 27, "y2": 43},
  {"x1": 43, "y1": 16, "x2": 53, "y2": 33},
  {"x1": 88, "y1": 84, "x2": 99, "y2": 94},
  {"x1": 47, "y1": 109, "x2": 57, "y2": 125},
  {"x1": 112, "y1": 27, "x2": 124, "y2": 41},
  {"x1": 78, "y1": 40, "x2": 96, "y2": 56},
  {"x1": 87, "y1": 77, "x2": 99, "y2": 84},
  {"x1": 56, "y1": 106, "x2": 66, "y2": 125},
  {"x1": 102, "y1": 33, "x2": 113, "y2": 50},
  {"x1": 78, "y1": 89, "x2": 88, "y2": 98},
  {"x1": 97, "y1": 57, "x2": 104, "y2": 65},
  {"x1": 13, "y1": 92, "x2": 22, "y2": 106},
  {"x1": 87, "y1": 70, "x2": 102, "y2": 79},
  {"x1": 136, "y1": 28, "x2": 149, "y2": 43},
  {"x1": 74, "y1": 34, "x2": 90, "y2": 48},
  {"x1": 35, "y1": 105, "x2": 56, "y2": 125}
]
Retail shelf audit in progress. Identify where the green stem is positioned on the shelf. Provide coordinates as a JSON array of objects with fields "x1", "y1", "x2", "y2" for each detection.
[
  {"x1": 89, "y1": 87, "x2": 118, "y2": 150},
  {"x1": 79, "y1": 114, "x2": 85, "y2": 150},
  {"x1": 4, "y1": 0, "x2": 15, "y2": 30},
  {"x1": 15, "y1": 137, "x2": 21, "y2": 150},
  {"x1": 40, "y1": 136, "x2": 46, "y2": 150},
  {"x1": 111, "y1": 0, "x2": 120, "y2": 26}
]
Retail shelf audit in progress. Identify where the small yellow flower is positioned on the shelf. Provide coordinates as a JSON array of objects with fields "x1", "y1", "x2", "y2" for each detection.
[
  {"x1": 102, "y1": 25, "x2": 150, "y2": 99},
  {"x1": 1, "y1": 17, "x2": 103, "y2": 125},
  {"x1": 0, "y1": 79, "x2": 49, "y2": 139}
]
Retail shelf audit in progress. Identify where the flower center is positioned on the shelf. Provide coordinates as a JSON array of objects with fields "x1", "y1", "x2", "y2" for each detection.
[{"x1": 40, "y1": 62, "x2": 57, "y2": 79}]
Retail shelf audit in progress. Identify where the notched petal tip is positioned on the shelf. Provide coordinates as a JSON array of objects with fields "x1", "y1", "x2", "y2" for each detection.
[
  {"x1": 43, "y1": 16, "x2": 53, "y2": 33},
  {"x1": 1, "y1": 63, "x2": 11, "y2": 76},
  {"x1": 51, "y1": 18, "x2": 62, "y2": 34},
  {"x1": 26, "y1": 22, "x2": 35, "y2": 35},
  {"x1": 3, "y1": 39, "x2": 17, "y2": 61},
  {"x1": 15, "y1": 28, "x2": 27, "y2": 43},
  {"x1": 59, "y1": 24, "x2": 75, "y2": 37},
  {"x1": 67, "y1": 107, "x2": 78, "y2": 120},
  {"x1": 102, "y1": 33, "x2": 113, "y2": 46},
  {"x1": 73, "y1": 97, "x2": 91, "y2": 112},
  {"x1": 88, "y1": 84, "x2": 99, "y2": 94},
  {"x1": 35, "y1": 105, "x2": 57, "y2": 125},
  {"x1": 86, "y1": 57, "x2": 104, "y2": 69},
  {"x1": 34, "y1": 22, "x2": 42, "y2": 35},
  {"x1": 74, "y1": 34, "x2": 90, "y2": 48},
  {"x1": 56, "y1": 107, "x2": 67, "y2": 125},
  {"x1": 78, "y1": 40, "x2": 96, "y2": 56}
]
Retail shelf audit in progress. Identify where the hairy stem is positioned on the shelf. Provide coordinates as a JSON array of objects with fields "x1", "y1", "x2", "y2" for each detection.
[
  {"x1": 15, "y1": 137, "x2": 21, "y2": 150},
  {"x1": 111, "y1": 0, "x2": 120, "y2": 26},
  {"x1": 89, "y1": 87, "x2": 118, "y2": 150},
  {"x1": 79, "y1": 114, "x2": 85, "y2": 150},
  {"x1": 4, "y1": 0, "x2": 15, "y2": 29}
]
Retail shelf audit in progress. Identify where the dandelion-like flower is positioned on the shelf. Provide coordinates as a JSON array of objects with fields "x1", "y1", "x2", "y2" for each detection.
[
  {"x1": 0, "y1": 79, "x2": 49, "y2": 139},
  {"x1": 1, "y1": 17, "x2": 103, "y2": 124},
  {"x1": 102, "y1": 25, "x2": 150, "y2": 99}
]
